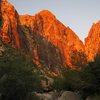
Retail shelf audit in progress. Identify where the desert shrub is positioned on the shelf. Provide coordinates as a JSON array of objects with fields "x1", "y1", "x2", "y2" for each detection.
[
  {"x1": 53, "y1": 69, "x2": 82, "y2": 91},
  {"x1": 0, "y1": 44, "x2": 41, "y2": 100},
  {"x1": 79, "y1": 54, "x2": 100, "y2": 97},
  {"x1": 54, "y1": 54, "x2": 100, "y2": 98}
]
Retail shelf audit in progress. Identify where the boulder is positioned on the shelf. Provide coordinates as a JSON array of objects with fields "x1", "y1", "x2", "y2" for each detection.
[
  {"x1": 86, "y1": 95, "x2": 100, "y2": 100},
  {"x1": 40, "y1": 76, "x2": 54, "y2": 92},
  {"x1": 32, "y1": 92, "x2": 53, "y2": 100},
  {"x1": 58, "y1": 91, "x2": 82, "y2": 100},
  {"x1": 0, "y1": 41, "x2": 5, "y2": 56},
  {"x1": 86, "y1": 96, "x2": 94, "y2": 100}
]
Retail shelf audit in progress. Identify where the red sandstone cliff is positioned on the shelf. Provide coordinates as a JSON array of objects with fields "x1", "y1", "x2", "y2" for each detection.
[
  {"x1": 1, "y1": 1, "x2": 100, "y2": 70},
  {"x1": 0, "y1": 0, "x2": 20, "y2": 48},
  {"x1": 85, "y1": 21, "x2": 100, "y2": 61},
  {"x1": 19, "y1": 10, "x2": 85, "y2": 68}
]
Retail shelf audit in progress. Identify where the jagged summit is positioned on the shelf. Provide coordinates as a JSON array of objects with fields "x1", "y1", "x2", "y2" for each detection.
[
  {"x1": 19, "y1": 8, "x2": 85, "y2": 68},
  {"x1": 95, "y1": 20, "x2": 100, "y2": 24},
  {"x1": 0, "y1": 0, "x2": 100, "y2": 70},
  {"x1": 85, "y1": 21, "x2": 100, "y2": 61},
  {"x1": 36, "y1": 10, "x2": 56, "y2": 18}
]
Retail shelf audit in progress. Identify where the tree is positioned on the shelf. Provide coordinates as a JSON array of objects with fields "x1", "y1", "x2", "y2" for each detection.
[
  {"x1": 54, "y1": 53, "x2": 100, "y2": 99},
  {"x1": 53, "y1": 69, "x2": 82, "y2": 91},
  {"x1": 0, "y1": 44, "x2": 40, "y2": 100},
  {"x1": 79, "y1": 54, "x2": 100, "y2": 98}
]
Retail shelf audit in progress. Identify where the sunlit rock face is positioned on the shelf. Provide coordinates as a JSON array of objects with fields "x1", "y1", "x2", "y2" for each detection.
[
  {"x1": 20, "y1": 10, "x2": 85, "y2": 68},
  {"x1": 0, "y1": 1, "x2": 65, "y2": 73},
  {"x1": 0, "y1": 1, "x2": 30, "y2": 52},
  {"x1": 85, "y1": 21, "x2": 100, "y2": 61},
  {"x1": 0, "y1": 1, "x2": 88, "y2": 71},
  {"x1": 0, "y1": 0, "x2": 21, "y2": 48}
]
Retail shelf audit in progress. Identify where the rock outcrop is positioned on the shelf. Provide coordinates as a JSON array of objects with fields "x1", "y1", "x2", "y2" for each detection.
[
  {"x1": 31, "y1": 91, "x2": 82, "y2": 100},
  {"x1": 19, "y1": 10, "x2": 85, "y2": 69},
  {"x1": 32, "y1": 92, "x2": 54, "y2": 100},
  {"x1": 0, "y1": 39, "x2": 5, "y2": 56},
  {"x1": 0, "y1": 1, "x2": 66, "y2": 73},
  {"x1": 58, "y1": 91, "x2": 82, "y2": 100},
  {"x1": 86, "y1": 95, "x2": 100, "y2": 100},
  {"x1": 0, "y1": 0, "x2": 20, "y2": 48},
  {"x1": 0, "y1": 0, "x2": 100, "y2": 71},
  {"x1": 85, "y1": 21, "x2": 100, "y2": 61}
]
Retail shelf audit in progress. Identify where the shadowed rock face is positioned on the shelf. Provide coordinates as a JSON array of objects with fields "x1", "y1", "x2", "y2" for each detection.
[
  {"x1": 1, "y1": 1, "x2": 99, "y2": 71},
  {"x1": 85, "y1": 21, "x2": 100, "y2": 61}
]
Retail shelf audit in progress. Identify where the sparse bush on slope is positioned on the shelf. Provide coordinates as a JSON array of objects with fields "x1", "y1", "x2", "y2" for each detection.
[
  {"x1": 54, "y1": 54, "x2": 100, "y2": 98},
  {"x1": 0, "y1": 42, "x2": 41, "y2": 100}
]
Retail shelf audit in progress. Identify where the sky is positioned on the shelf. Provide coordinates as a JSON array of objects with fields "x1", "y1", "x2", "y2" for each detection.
[{"x1": 8, "y1": 0, "x2": 100, "y2": 42}]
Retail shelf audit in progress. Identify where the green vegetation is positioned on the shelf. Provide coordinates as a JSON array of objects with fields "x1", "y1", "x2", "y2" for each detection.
[
  {"x1": 54, "y1": 54, "x2": 100, "y2": 98},
  {"x1": 79, "y1": 54, "x2": 100, "y2": 98},
  {"x1": 0, "y1": 39, "x2": 100, "y2": 99},
  {"x1": 0, "y1": 43, "x2": 41, "y2": 100},
  {"x1": 92, "y1": 94, "x2": 100, "y2": 100},
  {"x1": 53, "y1": 69, "x2": 82, "y2": 91}
]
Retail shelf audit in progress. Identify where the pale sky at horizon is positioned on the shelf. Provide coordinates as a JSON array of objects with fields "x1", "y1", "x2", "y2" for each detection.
[{"x1": 8, "y1": 0, "x2": 100, "y2": 42}]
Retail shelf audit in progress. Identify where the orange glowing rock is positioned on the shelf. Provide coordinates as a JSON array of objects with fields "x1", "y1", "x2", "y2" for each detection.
[
  {"x1": 85, "y1": 21, "x2": 100, "y2": 61},
  {"x1": 0, "y1": 0, "x2": 99, "y2": 71},
  {"x1": 0, "y1": 0, "x2": 20, "y2": 48}
]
